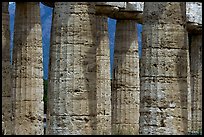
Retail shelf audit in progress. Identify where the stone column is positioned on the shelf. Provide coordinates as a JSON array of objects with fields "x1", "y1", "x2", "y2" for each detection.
[
  {"x1": 95, "y1": 15, "x2": 111, "y2": 135},
  {"x1": 2, "y1": 2, "x2": 12, "y2": 135},
  {"x1": 140, "y1": 2, "x2": 188, "y2": 135},
  {"x1": 12, "y1": 2, "x2": 44, "y2": 135},
  {"x1": 112, "y1": 20, "x2": 140, "y2": 135},
  {"x1": 189, "y1": 34, "x2": 202, "y2": 132},
  {"x1": 46, "y1": 2, "x2": 97, "y2": 135}
]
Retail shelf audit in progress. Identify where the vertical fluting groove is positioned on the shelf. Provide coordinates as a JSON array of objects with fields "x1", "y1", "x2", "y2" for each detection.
[
  {"x1": 189, "y1": 34, "x2": 202, "y2": 132},
  {"x1": 71, "y1": 6, "x2": 75, "y2": 133},
  {"x1": 47, "y1": 2, "x2": 96, "y2": 135},
  {"x1": 96, "y1": 15, "x2": 111, "y2": 135},
  {"x1": 127, "y1": 23, "x2": 131, "y2": 130},
  {"x1": 25, "y1": 3, "x2": 28, "y2": 118},
  {"x1": 2, "y1": 2, "x2": 12, "y2": 135},
  {"x1": 12, "y1": 2, "x2": 44, "y2": 135},
  {"x1": 139, "y1": 2, "x2": 188, "y2": 135},
  {"x1": 79, "y1": 14, "x2": 82, "y2": 116},
  {"x1": 64, "y1": 12, "x2": 69, "y2": 134},
  {"x1": 112, "y1": 20, "x2": 140, "y2": 135},
  {"x1": 187, "y1": 37, "x2": 191, "y2": 133}
]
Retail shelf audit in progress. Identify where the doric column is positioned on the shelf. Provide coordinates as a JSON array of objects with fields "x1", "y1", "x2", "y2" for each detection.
[
  {"x1": 140, "y1": 2, "x2": 188, "y2": 135},
  {"x1": 112, "y1": 20, "x2": 140, "y2": 135},
  {"x1": 12, "y1": 2, "x2": 44, "y2": 134},
  {"x1": 189, "y1": 34, "x2": 202, "y2": 133},
  {"x1": 95, "y1": 15, "x2": 111, "y2": 135},
  {"x1": 2, "y1": 2, "x2": 12, "y2": 135},
  {"x1": 46, "y1": 2, "x2": 97, "y2": 135}
]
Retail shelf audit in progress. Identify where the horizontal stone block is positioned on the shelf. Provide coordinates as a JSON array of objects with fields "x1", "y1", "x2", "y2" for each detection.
[
  {"x1": 46, "y1": 115, "x2": 73, "y2": 129},
  {"x1": 69, "y1": 115, "x2": 97, "y2": 134},
  {"x1": 96, "y1": 56, "x2": 110, "y2": 63},
  {"x1": 186, "y1": 2, "x2": 202, "y2": 25},
  {"x1": 14, "y1": 100, "x2": 43, "y2": 111},
  {"x1": 140, "y1": 124, "x2": 186, "y2": 135},
  {"x1": 96, "y1": 79, "x2": 111, "y2": 90},
  {"x1": 140, "y1": 48, "x2": 188, "y2": 77},
  {"x1": 47, "y1": 102, "x2": 72, "y2": 116},
  {"x1": 112, "y1": 90, "x2": 139, "y2": 105},
  {"x1": 12, "y1": 78, "x2": 43, "y2": 88},
  {"x1": 12, "y1": 66, "x2": 43, "y2": 79},
  {"x1": 112, "y1": 123, "x2": 139, "y2": 135},
  {"x1": 113, "y1": 109, "x2": 139, "y2": 124},
  {"x1": 14, "y1": 87, "x2": 43, "y2": 101},
  {"x1": 14, "y1": 119, "x2": 44, "y2": 135},
  {"x1": 139, "y1": 109, "x2": 188, "y2": 134},
  {"x1": 113, "y1": 62, "x2": 139, "y2": 75},
  {"x1": 48, "y1": 91, "x2": 97, "y2": 116},
  {"x1": 142, "y1": 24, "x2": 187, "y2": 49},
  {"x1": 112, "y1": 77, "x2": 140, "y2": 88},
  {"x1": 96, "y1": 46, "x2": 110, "y2": 57},
  {"x1": 140, "y1": 77, "x2": 187, "y2": 108},
  {"x1": 72, "y1": 99, "x2": 97, "y2": 116},
  {"x1": 96, "y1": 2, "x2": 126, "y2": 8},
  {"x1": 124, "y1": 2, "x2": 144, "y2": 12},
  {"x1": 46, "y1": 128, "x2": 73, "y2": 135}
]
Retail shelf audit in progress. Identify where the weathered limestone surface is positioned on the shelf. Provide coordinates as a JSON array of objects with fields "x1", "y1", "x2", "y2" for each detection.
[
  {"x1": 2, "y1": 2, "x2": 12, "y2": 135},
  {"x1": 186, "y1": 2, "x2": 202, "y2": 34},
  {"x1": 125, "y1": 2, "x2": 143, "y2": 12},
  {"x1": 186, "y1": 2, "x2": 202, "y2": 25},
  {"x1": 189, "y1": 34, "x2": 202, "y2": 132},
  {"x1": 139, "y1": 2, "x2": 188, "y2": 135},
  {"x1": 95, "y1": 15, "x2": 112, "y2": 135},
  {"x1": 12, "y1": 2, "x2": 44, "y2": 135},
  {"x1": 46, "y1": 2, "x2": 97, "y2": 135},
  {"x1": 112, "y1": 20, "x2": 140, "y2": 135}
]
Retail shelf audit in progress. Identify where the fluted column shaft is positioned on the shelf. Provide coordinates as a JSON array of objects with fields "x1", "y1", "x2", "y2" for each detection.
[
  {"x1": 140, "y1": 2, "x2": 188, "y2": 135},
  {"x1": 112, "y1": 20, "x2": 140, "y2": 135},
  {"x1": 189, "y1": 34, "x2": 202, "y2": 132},
  {"x1": 12, "y1": 2, "x2": 44, "y2": 135},
  {"x1": 46, "y1": 2, "x2": 97, "y2": 135},
  {"x1": 2, "y1": 2, "x2": 12, "y2": 135},
  {"x1": 187, "y1": 40, "x2": 191, "y2": 133},
  {"x1": 95, "y1": 15, "x2": 111, "y2": 135}
]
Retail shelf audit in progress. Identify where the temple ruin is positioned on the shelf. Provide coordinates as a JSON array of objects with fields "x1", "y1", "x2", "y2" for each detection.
[{"x1": 2, "y1": 2, "x2": 202, "y2": 135}]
